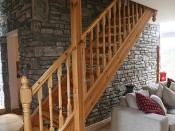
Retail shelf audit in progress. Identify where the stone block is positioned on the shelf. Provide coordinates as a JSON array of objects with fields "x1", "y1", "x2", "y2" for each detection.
[
  {"x1": 41, "y1": 29, "x2": 53, "y2": 34},
  {"x1": 34, "y1": 46, "x2": 64, "y2": 57}
]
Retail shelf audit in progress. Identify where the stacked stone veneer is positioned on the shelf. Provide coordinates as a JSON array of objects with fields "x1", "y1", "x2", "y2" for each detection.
[{"x1": 0, "y1": 0, "x2": 159, "y2": 125}]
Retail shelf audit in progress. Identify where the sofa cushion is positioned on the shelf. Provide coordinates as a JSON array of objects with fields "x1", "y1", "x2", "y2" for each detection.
[
  {"x1": 166, "y1": 114, "x2": 175, "y2": 131},
  {"x1": 142, "y1": 83, "x2": 159, "y2": 95},
  {"x1": 156, "y1": 84, "x2": 163, "y2": 98},
  {"x1": 125, "y1": 93, "x2": 138, "y2": 109},
  {"x1": 150, "y1": 95, "x2": 167, "y2": 114},
  {"x1": 167, "y1": 109, "x2": 175, "y2": 115},
  {"x1": 120, "y1": 96, "x2": 128, "y2": 107},
  {"x1": 136, "y1": 92, "x2": 165, "y2": 115},
  {"x1": 162, "y1": 87, "x2": 175, "y2": 108},
  {"x1": 170, "y1": 81, "x2": 175, "y2": 92}
]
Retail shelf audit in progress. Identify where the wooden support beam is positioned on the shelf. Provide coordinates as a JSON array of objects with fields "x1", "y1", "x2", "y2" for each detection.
[{"x1": 70, "y1": 0, "x2": 85, "y2": 130}]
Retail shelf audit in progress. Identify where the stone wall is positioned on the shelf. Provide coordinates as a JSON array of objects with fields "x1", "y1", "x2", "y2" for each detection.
[{"x1": 86, "y1": 23, "x2": 159, "y2": 125}]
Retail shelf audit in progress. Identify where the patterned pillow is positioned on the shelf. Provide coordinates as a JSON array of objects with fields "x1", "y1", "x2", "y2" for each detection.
[{"x1": 136, "y1": 92, "x2": 165, "y2": 115}]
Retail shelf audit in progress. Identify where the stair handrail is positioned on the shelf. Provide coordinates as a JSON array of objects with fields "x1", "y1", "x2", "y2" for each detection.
[
  {"x1": 31, "y1": 46, "x2": 73, "y2": 95},
  {"x1": 82, "y1": 0, "x2": 117, "y2": 38}
]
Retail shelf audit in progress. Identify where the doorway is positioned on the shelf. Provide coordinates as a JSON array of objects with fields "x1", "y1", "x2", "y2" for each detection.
[{"x1": 7, "y1": 30, "x2": 20, "y2": 111}]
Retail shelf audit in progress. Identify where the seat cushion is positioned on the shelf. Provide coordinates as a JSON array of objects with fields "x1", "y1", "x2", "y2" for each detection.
[
  {"x1": 167, "y1": 109, "x2": 175, "y2": 115},
  {"x1": 166, "y1": 114, "x2": 175, "y2": 131}
]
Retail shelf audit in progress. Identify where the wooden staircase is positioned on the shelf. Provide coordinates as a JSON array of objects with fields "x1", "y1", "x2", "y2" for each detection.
[{"x1": 20, "y1": 0, "x2": 157, "y2": 130}]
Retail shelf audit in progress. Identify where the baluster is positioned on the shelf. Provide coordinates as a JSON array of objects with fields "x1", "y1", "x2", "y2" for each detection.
[
  {"x1": 38, "y1": 87, "x2": 43, "y2": 131},
  {"x1": 20, "y1": 76, "x2": 32, "y2": 131},
  {"x1": 123, "y1": 1, "x2": 126, "y2": 39},
  {"x1": 90, "y1": 30, "x2": 94, "y2": 86},
  {"x1": 113, "y1": 3, "x2": 117, "y2": 52},
  {"x1": 143, "y1": 5, "x2": 146, "y2": 12},
  {"x1": 108, "y1": 9, "x2": 112, "y2": 61},
  {"x1": 127, "y1": 0, "x2": 131, "y2": 33},
  {"x1": 58, "y1": 66, "x2": 64, "y2": 128},
  {"x1": 132, "y1": 2, "x2": 135, "y2": 28},
  {"x1": 48, "y1": 76, "x2": 54, "y2": 131},
  {"x1": 96, "y1": 22, "x2": 100, "y2": 77},
  {"x1": 66, "y1": 57, "x2": 72, "y2": 118},
  {"x1": 139, "y1": 4, "x2": 143, "y2": 17},
  {"x1": 136, "y1": 3, "x2": 139, "y2": 22},
  {"x1": 118, "y1": 0, "x2": 122, "y2": 47},
  {"x1": 82, "y1": 37, "x2": 87, "y2": 95},
  {"x1": 102, "y1": 16, "x2": 106, "y2": 69}
]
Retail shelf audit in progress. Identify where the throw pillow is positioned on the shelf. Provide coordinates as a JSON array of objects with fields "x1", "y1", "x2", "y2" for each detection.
[
  {"x1": 167, "y1": 78, "x2": 175, "y2": 88},
  {"x1": 136, "y1": 92, "x2": 165, "y2": 115},
  {"x1": 170, "y1": 82, "x2": 175, "y2": 92},
  {"x1": 156, "y1": 84, "x2": 163, "y2": 98},
  {"x1": 142, "y1": 83, "x2": 159, "y2": 95},
  {"x1": 137, "y1": 89, "x2": 149, "y2": 97},
  {"x1": 162, "y1": 87, "x2": 175, "y2": 108},
  {"x1": 150, "y1": 95, "x2": 167, "y2": 114},
  {"x1": 125, "y1": 93, "x2": 138, "y2": 109}
]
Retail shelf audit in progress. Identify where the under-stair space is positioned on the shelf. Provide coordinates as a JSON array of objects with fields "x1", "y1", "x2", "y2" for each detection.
[{"x1": 20, "y1": 0, "x2": 157, "y2": 130}]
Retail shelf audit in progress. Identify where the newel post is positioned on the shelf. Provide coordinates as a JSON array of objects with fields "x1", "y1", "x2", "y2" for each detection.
[
  {"x1": 20, "y1": 76, "x2": 32, "y2": 131},
  {"x1": 70, "y1": 0, "x2": 85, "y2": 130}
]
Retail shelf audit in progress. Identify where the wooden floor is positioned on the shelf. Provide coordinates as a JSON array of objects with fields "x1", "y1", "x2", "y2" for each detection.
[
  {"x1": 0, "y1": 114, "x2": 23, "y2": 131},
  {"x1": 86, "y1": 117, "x2": 111, "y2": 131},
  {"x1": 0, "y1": 114, "x2": 110, "y2": 131}
]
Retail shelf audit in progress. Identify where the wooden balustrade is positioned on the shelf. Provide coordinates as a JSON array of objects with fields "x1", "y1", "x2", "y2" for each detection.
[{"x1": 20, "y1": 0, "x2": 152, "y2": 130}]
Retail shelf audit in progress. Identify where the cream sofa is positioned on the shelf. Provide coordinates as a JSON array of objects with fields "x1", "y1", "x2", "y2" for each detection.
[{"x1": 111, "y1": 83, "x2": 175, "y2": 131}]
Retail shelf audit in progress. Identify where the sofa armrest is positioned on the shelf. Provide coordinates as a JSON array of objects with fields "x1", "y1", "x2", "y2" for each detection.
[{"x1": 111, "y1": 107, "x2": 169, "y2": 131}]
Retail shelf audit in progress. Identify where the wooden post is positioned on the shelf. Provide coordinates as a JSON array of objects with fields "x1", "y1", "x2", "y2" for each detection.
[
  {"x1": 118, "y1": 0, "x2": 122, "y2": 47},
  {"x1": 113, "y1": 3, "x2": 117, "y2": 52},
  {"x1": 20, "y1": 76, "x2": 32, "y2": 131},
  {"x1": 102, "y1": 16, "x2": 106, "y2": 69},
  {"x1": 70, "y1": 0, "x2": 85, "y2": 130}
]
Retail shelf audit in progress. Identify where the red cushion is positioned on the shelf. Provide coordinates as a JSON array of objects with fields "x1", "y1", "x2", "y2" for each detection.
[
  {"x1": 136, "y1": 93, "x2": 165, "y2": 115},
  {"x1": 167, "y1": 78, "x2": 175, "y2": 87}
]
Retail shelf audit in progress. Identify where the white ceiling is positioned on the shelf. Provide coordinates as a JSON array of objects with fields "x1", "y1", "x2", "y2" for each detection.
[{"x1": 131, "y1": 0, "x2": 175, "y2": 23}]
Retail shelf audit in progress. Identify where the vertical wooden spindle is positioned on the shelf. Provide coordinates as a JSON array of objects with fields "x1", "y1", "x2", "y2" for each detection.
[
  {"x1": 90, "y1": 30, "x2": 94, "y2": 86},
  {"x1": 96, "y1": 23, "x2": 100, "y2": 77},
  {"x1": 127, "y1": 0, "x2": 131, "y2": 33},
  {"x1": 139, "y1": 4, "x2": 143, "y2": 17},
  {"x1": 48, "y1": 76, "x2": 54, "y2": 131},
  {"x1": 38, "y1": 87, "x2": 43, "y2": 131},
  {"x1": 58, "y1": 66, "x2": 64, "y2": 128},
  {"x1": 108, "y1": 9, "x2": 112, "y2": 61},
  {"x1": 143, "y1": 5, "x2": 146, "y2": 12},
  {"x1": 123, "y1": 2, "x2": 126, "y2": 39},
  {"x1": 20, "y1": 76, "x2": 32, "y2": 131},
  {"x1": 82, "y1": 37, "x2": 87, "y2": 95},
  {"x1": 113, "y1": 3, "x2": 117, "y2": 52},
  {"x1": 136, "y1": 3, "x2": 139, "y2": 22},
  {"x1": 66, "y1": 57, "x2": 72, "y2": 118},
  {"x1": 132, "y1": 2, "x2": 135, "y2": 28},
  {"x1": 118, "y1": 0, "x2": 122, "y2": 47},
  {"x1": 102, "y1": 16, "x2": 106, "y2": 69}
]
